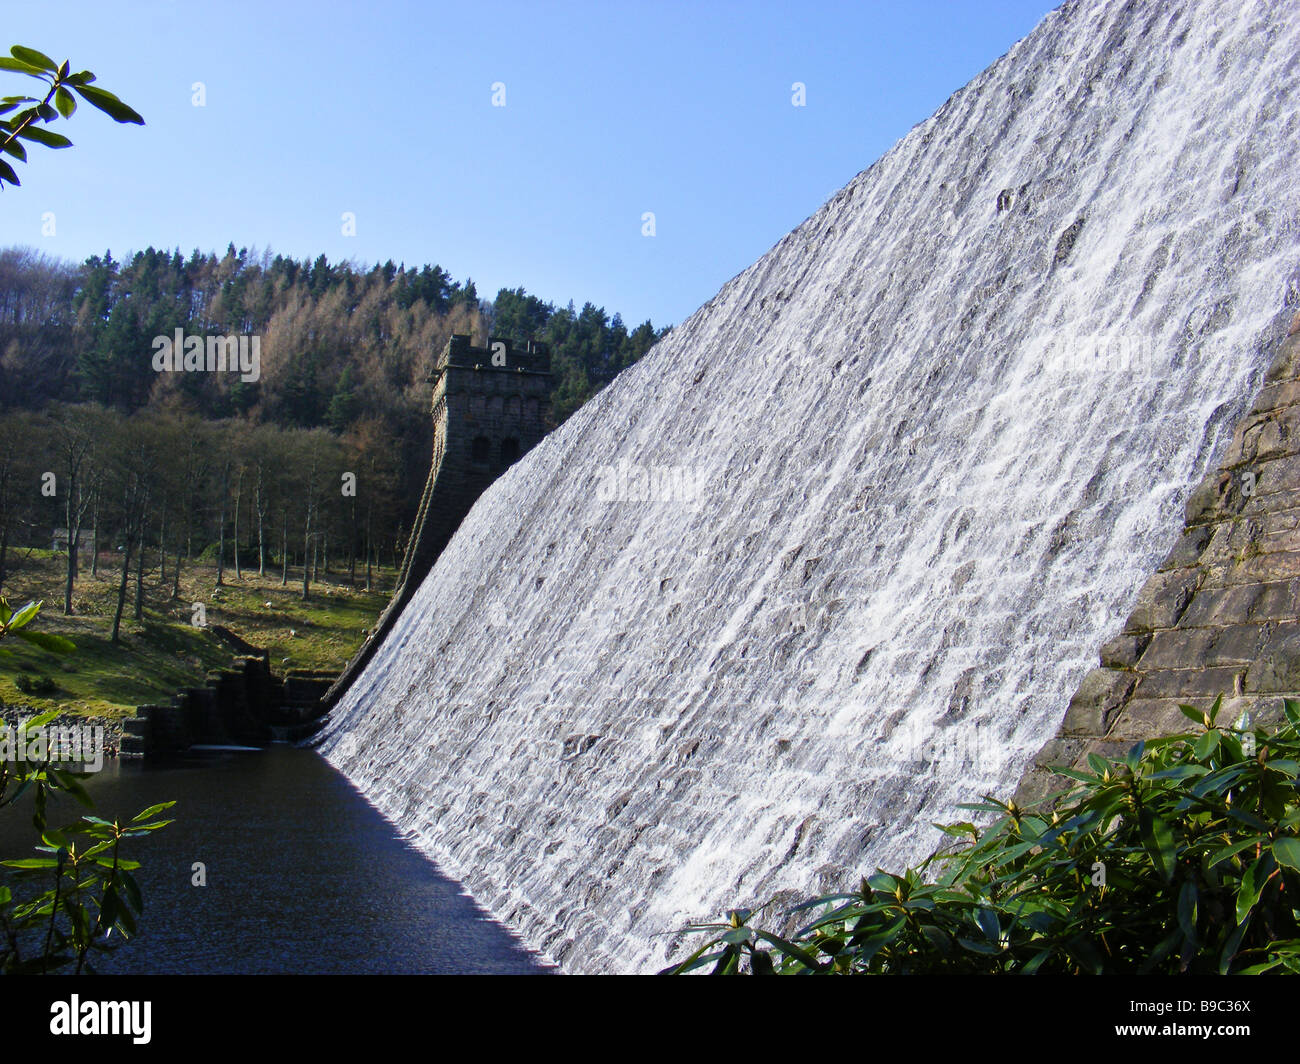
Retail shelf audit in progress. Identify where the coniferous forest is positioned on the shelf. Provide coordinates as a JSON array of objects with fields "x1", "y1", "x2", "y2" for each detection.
[{"x1": 0, "y1": 243, "x2": 668, "y2": 596}]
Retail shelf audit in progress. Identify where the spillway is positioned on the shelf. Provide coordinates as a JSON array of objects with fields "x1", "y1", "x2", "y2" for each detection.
[{"x1": 321, "y1": 0, "x2": 1300, "y2": 972}]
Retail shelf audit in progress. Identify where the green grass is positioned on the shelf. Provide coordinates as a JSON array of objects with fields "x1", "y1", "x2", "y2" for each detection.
[{"x1": 0, "y1": 548, "x2": 393, "y2": 719}]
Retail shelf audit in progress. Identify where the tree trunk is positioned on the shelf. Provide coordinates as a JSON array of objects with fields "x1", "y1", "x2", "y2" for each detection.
[
  {"x1": 349, "y1": 498, "x2": 357, "y2": 585},
  {"x1": 281, "y1": 508, "x2": 289, "y2": 587},
  {"x1": 63, "y1": 478, "x2": 79, "y2": 615},
  {"x1": 364, "y1": 504, "x2": 372, "y2": 591},
  {"x1": 63, "y1": 537, "x2": 78, "y2": 614},
  {"x1": 158, "y1": 505, "x2": 168, "y2": 586},
  {"x1": 256, "y1": 475, "x2": 266, "y2": 577},
  {"x1": 301, "y1": 507, "x2": 312, "y2": 602},
  {"x1": 134, "y1": 526, "x2": 146, "y2": 621},
  {"x1": 216, "y1": 463, "x2": 229, "y2": 587},
  {"x1": 111, "y1": 540, "x2": 133, "y2": 643},
  {"x1": 90, "y1": 497, "x2": 99, "y2": 578},
  {"x1": 233, "y1": 467, "x2": 244, "y2": 580}
]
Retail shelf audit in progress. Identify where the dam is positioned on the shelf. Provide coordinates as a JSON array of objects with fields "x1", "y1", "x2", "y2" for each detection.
[{"x1": 318, "y1": 0, "x2": 1300, "y2": 973}]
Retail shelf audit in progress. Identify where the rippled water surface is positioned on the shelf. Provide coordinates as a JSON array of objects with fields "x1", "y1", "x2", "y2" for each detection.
[{"x1": 0, "y1": 747, "x2": 546, "y2": 974}]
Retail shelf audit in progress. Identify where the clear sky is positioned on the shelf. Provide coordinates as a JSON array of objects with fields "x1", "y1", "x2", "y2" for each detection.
[{"x1": 1, "y1": 0, "x2": 1060, "y2": 327}]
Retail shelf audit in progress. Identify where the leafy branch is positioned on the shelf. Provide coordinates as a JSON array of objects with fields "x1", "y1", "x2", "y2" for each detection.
[
  {"x1": 664, "y1": 695, "x2": 1300, "y2": 975},
  {"x1": 0, "y1": 44, "x2": 144, "y2": 189},
  {"x1": 1, "y1": 598, "x2": 172, "y2": 973}
]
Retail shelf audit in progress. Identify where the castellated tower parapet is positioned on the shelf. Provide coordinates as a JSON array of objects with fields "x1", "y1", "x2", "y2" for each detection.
[{"x1": 429, "y1": 335, "x2": 553, "y2": 487}]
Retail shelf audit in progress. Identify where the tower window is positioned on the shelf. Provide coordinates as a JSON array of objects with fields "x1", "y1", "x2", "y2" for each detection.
[
  {"x1": 471, "y1": 436, "x2": 491, "y2": 465},
  {"x1": 499, "y1": 438, "x2": 521, "y2": 467}
]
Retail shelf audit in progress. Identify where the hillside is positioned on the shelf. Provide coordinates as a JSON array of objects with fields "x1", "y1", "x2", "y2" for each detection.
[{"x1": 0, "y1": 550, "x2": 389, "y2": 718}]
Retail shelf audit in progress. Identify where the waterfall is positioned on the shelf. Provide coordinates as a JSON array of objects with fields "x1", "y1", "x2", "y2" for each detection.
[{"x1": 321, "y1": 0, "x2": 1300, "y2": 972}]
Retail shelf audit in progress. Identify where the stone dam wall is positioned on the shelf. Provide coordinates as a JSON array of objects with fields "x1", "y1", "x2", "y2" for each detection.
[{"x1": 1019, "y1": 308, "x2": 1300, "y2": 804}]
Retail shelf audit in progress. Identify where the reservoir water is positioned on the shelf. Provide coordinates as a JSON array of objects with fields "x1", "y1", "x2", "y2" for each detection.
[{"x1": 0, "y1": 746, "x2": 546, "y2": 974}]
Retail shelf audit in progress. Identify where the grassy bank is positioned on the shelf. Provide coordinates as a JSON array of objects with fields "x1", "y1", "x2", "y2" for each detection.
[{"x1": 0, "y1": 548, "x2": 392, "y2": 721}]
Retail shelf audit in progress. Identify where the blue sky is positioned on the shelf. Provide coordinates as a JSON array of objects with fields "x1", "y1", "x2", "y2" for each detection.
[{"x1": 1, "y1": 0, "x2": 1059, "y2": 327}]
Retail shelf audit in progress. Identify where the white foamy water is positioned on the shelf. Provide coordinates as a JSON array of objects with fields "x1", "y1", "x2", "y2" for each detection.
[{"x1": 322, "y1": 0, "x2": 1300, "y2": 972}]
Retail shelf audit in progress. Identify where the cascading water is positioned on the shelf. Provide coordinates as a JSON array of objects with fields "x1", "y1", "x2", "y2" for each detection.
[{"x1": 321, "y1": 0, "x2": 1300, "y2": 972}]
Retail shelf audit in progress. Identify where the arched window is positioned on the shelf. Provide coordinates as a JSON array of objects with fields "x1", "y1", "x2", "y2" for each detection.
[
  {"x1": 471, "y1": 436, "x2": 491, "y2": 465},
  {"x1": 498, "y1": 438, "x2": 520, "y2": 468}
]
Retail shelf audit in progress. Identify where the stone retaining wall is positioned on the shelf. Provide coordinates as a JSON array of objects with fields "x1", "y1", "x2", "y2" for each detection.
[{"x1": 1018, "y1": 309, "x2": 1300, "y2": 805}]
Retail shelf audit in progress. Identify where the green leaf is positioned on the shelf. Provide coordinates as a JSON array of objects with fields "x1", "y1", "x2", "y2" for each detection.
[
  {"x1": 10, "y1": 46, "x2": 58, "y2": 72},
  {"x1": 1140, "y1": 809, "x2": 1177, "y2": 883},
  {"x1": 54, "y1": 86, "x2": 75, "y2": 118},
  {"x1": 131, "y1": 801, "x2": 177, "y2": 822},
  {"x1": 1236, "y1": 857, "x2": 1269, "y2": 925},
  {"x1": 1194, "y1": 728, "x2": 1220, "y2": 762},
  {"x1": 52, "y1": 771, "x2": 93, "y2": 808},
  {"x1": 1218, "y1": 917, "x2": 1250, "y2": 974},
  {"x1": 752, "y1": 929, "x2": 824, "y2": 970},
  {"x1": 7, "y1": 599, "x2": 40, "y2": 629},
  {"x1": 1178, "y1": 703, "x2": 1206, "y2": 726},
  {"x1": 1272, "y1": 837, "x2": 1300, "y2": 872},
  {"x1": 0, "y1": 57, "x2": 43, "y2": 75},
  {"x1": 0, "y1": 135, "x2": 26, "y2": 162},
  {"x1": 1, "y1": 857, "x2": 59, "y2": 869},
  {"x1": 20, "y1": 709, "x2": 60, "y2": 731},
  {"x1": 70, "y1": 84, "x2": 143, "y2": 124},
  {"x1": 865, "y1": 873, "x2": 897, "y2": 894},
  {"x1": 113, "y1": 896, "x2": 137, "y2": 936},
  {"x1": 957, "y1": 937, "x2": 1002, "y2": 956},
  {"x1": 120, "y1": 870, "x2": 143, "y2": 913},
  {"x1": 1209, "y1": 836, "x2": 1265, "y2": 868},
  {"x1": 0, "y1": 157, "x2": 19, "y2": 186},
  {"x1": 1177, "y1": 880, "x2": 1198, "y2": 945},
  {"x1": 16, "y1": 125, "x2": 72, "y2": 148},
  {"x1": 98, "y1": 886, "x2": 119, "y2": 929},
  {"x1": 1020, "y1": 947, "x2": 1054, "y2": 974}
]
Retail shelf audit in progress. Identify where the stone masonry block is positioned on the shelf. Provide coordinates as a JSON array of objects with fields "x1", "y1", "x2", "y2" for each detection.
[
  {"x1": 1060, "y1": 667, "x2": 1136, "y2": 737},
  {"x1": 1099, "y1": 631, "x2": 1151, "y2": 669},
  {"x1": 1104, "y1": 698, "x2": 1197, "y2": 741},
  {"x1": 1132, "y1": 665, "x2": 1243, "y2": 701},
  {"x1": 1245, "y1": 629, "x2": 1300, "y2": 693},
  {"x1": 1175, "y1": 582, "x2": 1262, "y2": 628},
  {"x1": 1125, "y1": 567, "x2": 1203, "y2": 632},
  {"x1": 1138, "y1": 627, "x2": 1217, "y2": 671},
  {"x1": 1157, "y1": 524, "x2": 1212, "y2": 571}
]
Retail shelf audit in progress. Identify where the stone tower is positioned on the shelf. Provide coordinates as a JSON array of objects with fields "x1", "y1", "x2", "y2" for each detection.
[
  {"x1": 397, "y1": 334, "x2": 552, "y2": 590},
  {"x1": 322, "y1": 334, "x2": 552, "y2": 708}
]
